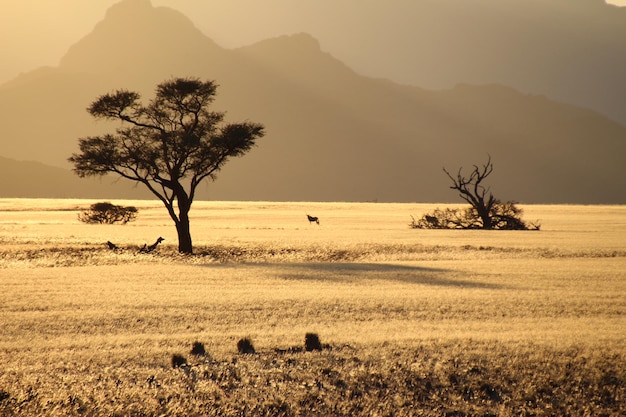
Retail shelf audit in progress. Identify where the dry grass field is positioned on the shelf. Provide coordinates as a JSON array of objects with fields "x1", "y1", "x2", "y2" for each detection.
[{"x1": 0, "y1": 199, "x2": 624, "y2": 416}]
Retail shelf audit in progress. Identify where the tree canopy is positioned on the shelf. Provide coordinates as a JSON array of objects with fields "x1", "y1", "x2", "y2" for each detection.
[{"x1": 69, "y1": 77, "x2": 265, "y2": 253}]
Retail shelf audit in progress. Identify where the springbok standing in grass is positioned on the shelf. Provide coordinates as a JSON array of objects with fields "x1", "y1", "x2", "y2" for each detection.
[
  {"x1": 139, "y1": 237, "x2": 164, "y2": 253},
  {"x1": 306, "y1": 214, "x2": 320, "y2": 225}
]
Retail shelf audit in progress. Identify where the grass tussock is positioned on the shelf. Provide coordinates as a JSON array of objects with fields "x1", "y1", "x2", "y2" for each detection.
[
  {"x1": 190, "y1": 341, "x2": 207, "y2": 356},
  {"x1": 304, "y1": 332, "x2": 323, "y2": 352},
  {"x1": 171, "y1": 354, "x2": 188, "y2": 369},
  {"x1": 237, "y1": 338, "x2": 256, "y2": 354}
]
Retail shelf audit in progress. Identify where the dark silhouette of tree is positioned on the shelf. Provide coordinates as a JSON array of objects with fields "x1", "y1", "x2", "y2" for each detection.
[
  {"x1": 69, "y1": 77, "x2": 265, "y2": 254},
  {"x1": 78, "y1": 201, "x2": 137, "y2": 224},
  {"x1": 411, "y1": 156, "x2": 540, "y2": 230},
  {"x1": 443, "y1": 155, "x2": 497, "y2": 230}
]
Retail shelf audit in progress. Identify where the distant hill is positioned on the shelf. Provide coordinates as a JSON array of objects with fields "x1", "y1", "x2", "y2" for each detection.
[
  {"x1": 298, "y1": 0, "x2": 626, "y2": 128},
  {"x1": 0, "y1": 156, "x2": 152, "y2": 199},
  {"x1": 1, "y1": 0, "x2": 625, "y2": 126},
  {"x1": 1, "y1": 0, "x2": 625, "y2": 203}
]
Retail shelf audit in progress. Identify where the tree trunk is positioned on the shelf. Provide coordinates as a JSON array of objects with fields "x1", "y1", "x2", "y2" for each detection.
[
  {"x1": 172, "y1": 185, "x2": 193, "y2": 254},
  {"x1": 174, "y1": 197, "x2": 193, "y2": 254},
  {"x1": 176, "y1": 217, "x2": 193, "y2": 254},
  {"x1": 479, "y1": 210, "x2": 493, "y2": 229},
  {"x1": 474, "y1": 199, "x2": 493, "y2": 230}
]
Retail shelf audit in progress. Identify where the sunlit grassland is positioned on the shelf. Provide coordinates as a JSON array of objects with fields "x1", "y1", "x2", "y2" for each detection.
[{"x1": 0, "y1": 199, "x2": 624, "y2": 416}]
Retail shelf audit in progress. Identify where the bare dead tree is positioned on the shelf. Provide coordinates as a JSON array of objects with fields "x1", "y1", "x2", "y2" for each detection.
[
  {"x1": 443, "y1": 155, "x2": 497, "y2": 230},
  {"x1": 411, "y1": 155, "x2": 540, "y2": 230}
]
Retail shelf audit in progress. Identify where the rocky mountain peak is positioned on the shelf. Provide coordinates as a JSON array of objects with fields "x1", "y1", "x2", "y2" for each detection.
[{"x1": 58, "y1": 0, "x2": 223, "y2": 76}]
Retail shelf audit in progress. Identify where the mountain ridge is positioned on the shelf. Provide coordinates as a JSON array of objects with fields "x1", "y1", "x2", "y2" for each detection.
[
  {"x1": 1, "y1": 0, "x2": 624, "y2": 203},
  {"x1": 59, "y1": 0, "x2": 224, "y2": 79},
  {"x1": 2, "y1": 1, "x2": 625, "y2": 126},
  {"x1": 0, "y1": 156, "x2": 152, "y2": 199}
]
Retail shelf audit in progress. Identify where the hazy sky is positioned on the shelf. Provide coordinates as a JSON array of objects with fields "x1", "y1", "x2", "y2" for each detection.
[{"x1": 1, "y1": 0, "x2": 625, "y2": 86}]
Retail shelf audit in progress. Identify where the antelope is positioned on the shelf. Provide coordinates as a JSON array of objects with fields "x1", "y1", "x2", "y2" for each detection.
[
  {"x1": 106, "y1": 241, "x2": 119, "y2": 251},
  {"x1": 140, "y1": 237, "x2": 164, "y2": 253},
  {"x1": 306, "y1": 214, "x2": 320, "y2": 225},
  {"x1": 425, "y1": 215, "x2": 439, "y2": 227}
]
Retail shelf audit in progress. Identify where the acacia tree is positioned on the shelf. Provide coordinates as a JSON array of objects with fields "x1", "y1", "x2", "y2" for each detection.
[
  {"x1": 78, "y1": 202, "x2": 138, "y2": 225},
  {"x1": 69, "y1": 77, "x2": 265, "y2": 254}
]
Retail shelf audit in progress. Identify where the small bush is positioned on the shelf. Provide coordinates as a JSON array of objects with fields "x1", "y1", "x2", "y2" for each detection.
[
  {"x1": 190, "y1": 341, "x2": 206, "y2": 356},
  {"x1": 410, "y1": 202, "x2": 540, "y2": 231},
  {"x1": 0, "y1": 390, "x2": 10, "y2": 404},
  {"x1": 171, "y1": 354, "x2": 187, "y2": 368},
  {"x1": 305, "y1": 333, "x2": 323, "y2": 352},
  {"x1": 237, "y1": 338, "x2": 256, "y2": 354},
  {"x1": 78, "y1": 202, "x2": 138, "y2": 225}
]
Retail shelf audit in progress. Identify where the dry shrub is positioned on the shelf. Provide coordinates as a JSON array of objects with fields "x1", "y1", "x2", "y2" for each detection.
[
  {"x1": 171, "y1": 354, "x2": 187, "y2": 368},
  {"x1": 0, "y1": 390, "x2": 10, "y2": 404},
  {"x1": 78, "y1": 202, "x2": 138, "y2": 225},
  {"x1": 237, "y1": 338, "x2": 256, "y2": 354},
  {"x1": 190, "y1": 341, "x2": 206, "y2": 356},
  {"x1": 305, "y1": 333, "x2": 322, "y2": 352}
]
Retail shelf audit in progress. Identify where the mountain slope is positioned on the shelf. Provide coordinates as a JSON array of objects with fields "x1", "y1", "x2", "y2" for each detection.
[
  {"x1": 296, "y1": 0, "x2": 626, "y2": 127},
  {"x1": 0, "y1": 0, "x2": 624, "y2": 203},
  {"x1": 2, "y1": 0, "x2": 625, "y2": 127},
  {"x1": 0, "y1": 156, "x2": 152, "y2": 199}
]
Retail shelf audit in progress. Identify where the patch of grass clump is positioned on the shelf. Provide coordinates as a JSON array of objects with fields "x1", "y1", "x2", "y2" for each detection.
[
  {"x1": 304, "y1": 332, "x2": 322, "y2": 352},
  {"x1": 0, "y1": 390, "x2": 10, "y2": 404},
  {"x1": 190, "y1": 341, "x2": 206, "y2": 356},
  {"x1": 237, "y1": 337, "x2": 256, "y2": 354},
  {"x1": 171, "y1": 354, "x2": 187, "y2": 368}
]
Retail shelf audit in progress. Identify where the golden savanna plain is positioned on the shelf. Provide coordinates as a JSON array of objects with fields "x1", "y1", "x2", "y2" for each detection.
[{"x1": 0, "y1": 199, "x2": 624, "y2": 416}]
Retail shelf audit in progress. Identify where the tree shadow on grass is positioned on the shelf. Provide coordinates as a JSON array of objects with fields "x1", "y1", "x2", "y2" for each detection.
[
  {"x1": 269, "y1": 262, "x2": 505, "y2": 289},
  {"x1": 199, "y1": 262, "x2": 505, "y2": 288}
]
